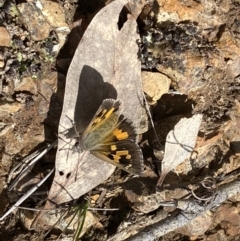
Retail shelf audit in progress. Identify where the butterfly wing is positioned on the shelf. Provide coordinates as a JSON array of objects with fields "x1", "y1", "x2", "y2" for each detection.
[
  {"x1": 81, "y1": 99, "x2": 121, "y2": 150},
  {"x1": 91, "y1": 140, "x2": 144, "y2": 175},
  {"x1": 91, "y1": 118, "x2": 144, "y2": 175},
  {"x1": 82, "y1": 99, "x2": 121, "y2": 137}
]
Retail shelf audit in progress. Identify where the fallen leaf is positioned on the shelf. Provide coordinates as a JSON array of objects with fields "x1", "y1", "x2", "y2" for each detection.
[
  {"x1": 157, "y1": 114, "x2": 202, "y2": 187},
  {"x1": 47, "y1": 0, "x2": 145, "y2": 206}
]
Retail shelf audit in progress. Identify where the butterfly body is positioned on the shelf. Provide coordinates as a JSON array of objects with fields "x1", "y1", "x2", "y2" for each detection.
[{"x1": 78, "y1": 99, "x2": 144, "y2": 175}]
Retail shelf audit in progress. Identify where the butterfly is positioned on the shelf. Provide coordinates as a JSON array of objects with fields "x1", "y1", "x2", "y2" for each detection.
[{"x1": 75, "y1": 99, "x2": 144, "y2": 175}]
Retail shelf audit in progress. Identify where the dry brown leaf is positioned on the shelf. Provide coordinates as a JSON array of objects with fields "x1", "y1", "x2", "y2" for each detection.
[
  {"x1": 157, "y1": 114, "x2": 202, "y2": 187},
  {"x1": 46, "y1": 0, "x2": 145, "y2": 206}
]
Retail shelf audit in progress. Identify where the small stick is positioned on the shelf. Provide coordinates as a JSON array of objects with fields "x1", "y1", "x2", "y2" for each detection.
[
  {"x1": 8, "y1": 140, "x2": 57, "y2": 191},
  {"x1": 0, "y1": 168, "x2": 54, "y2": 221}
]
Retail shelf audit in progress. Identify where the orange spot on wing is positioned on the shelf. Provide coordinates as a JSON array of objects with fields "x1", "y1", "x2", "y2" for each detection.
[
  {"x1": 116, "y1": 150, "x2": 130, "y2": 157},
  {"x1": 113, "y1": 128, "x2": 129, "y2": 140},
  {"x1": 105, "y1": 107, "x2": 115, "y2": 119},
  {"x1": 111, "y1": 145, "x2": 117, "y2": 151}
]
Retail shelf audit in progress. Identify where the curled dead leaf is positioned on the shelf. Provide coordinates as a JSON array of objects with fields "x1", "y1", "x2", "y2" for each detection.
[{"x1": 157, "y1": 114, "x2": 202, "y2": 187}]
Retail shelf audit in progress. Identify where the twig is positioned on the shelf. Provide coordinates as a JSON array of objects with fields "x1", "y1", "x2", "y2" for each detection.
[
  {"x1": 0, "y1": 169, "x2": 54, "y2": 221},
  {"x1": 107, "y1": 178, "x2": 240, "y2": 241},
  {"x1": 8, "y1": 140, "x2": 57, "y2": 191}
]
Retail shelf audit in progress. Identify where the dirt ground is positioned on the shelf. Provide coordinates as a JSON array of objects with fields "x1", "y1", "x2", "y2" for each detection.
[{"x1": 0, "y1": 0, "x2": 240, "y2": 240}]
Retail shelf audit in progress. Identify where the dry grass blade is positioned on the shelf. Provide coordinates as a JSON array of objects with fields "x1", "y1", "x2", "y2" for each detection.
[
  {"x1": 72, "y1": 202, "x2": 88, "y2": 241},
  {"x1": 158, "y1": 114, "x2": 202, "y2": 186},
  {"x1": 42, "y1": 202, "x2": 88, "y2": 240}
]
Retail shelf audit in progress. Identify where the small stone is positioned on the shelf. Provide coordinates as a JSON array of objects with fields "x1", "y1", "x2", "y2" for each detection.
[
  {"x1": 179, "y1": 211, "x2": 213, "y2": 236},
  {"x1": 0, "y1": 103, "x2": 22, "y2": 118},
  {"x1": 142, "y1": 72, "x2": 171, "y2": 104},
  {"x1": 0, "y1": 61, "x2": 4, "y2": 68},
  {"x1": 15, "y1": 77, "x2": 38, "y2": 95},
  {"x1": 40, "y1": 0, "x2": 69, "y2": 29},
  {"x1": 0, "y1": 27, "x2": 11, "y2": 47},
  {"x1": 39, "y1": 0, "x2": 70, "y2": 52},
  {"x1": 17, "y1": 2, "x2": 51, "y2": 41},
  {"x1": 226, "y1": 57, "x2": 240, "y2": 78}
]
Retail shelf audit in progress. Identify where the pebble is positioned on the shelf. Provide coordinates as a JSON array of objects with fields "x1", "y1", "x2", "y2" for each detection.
[
  {"x1": 0, "y1": 27, "x2": 11, "y2": 47},
  {"x1": 17, "y1": 2, "x2": 51, "y2": 41}
]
